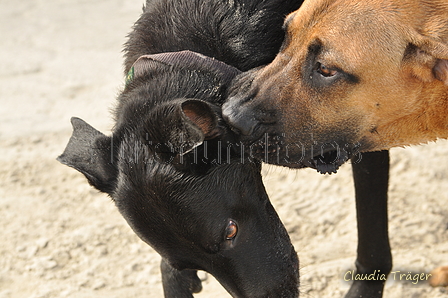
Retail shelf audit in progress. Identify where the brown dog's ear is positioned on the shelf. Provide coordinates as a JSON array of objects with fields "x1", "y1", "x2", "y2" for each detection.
[
  {"x1": 433, "y1": 58, "x2": 448, "y2": 85},
  {"x1": 406, "y1": 35, "x2": 448, "y2": 85}
]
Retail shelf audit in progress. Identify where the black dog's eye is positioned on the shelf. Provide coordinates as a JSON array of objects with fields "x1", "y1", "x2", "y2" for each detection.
[
  {"x1": 225, "y1": 220, "x2": 238, "y2": 240},
  {"x1": 316, "y1": 62, "x2": 338, "y2": 77}
]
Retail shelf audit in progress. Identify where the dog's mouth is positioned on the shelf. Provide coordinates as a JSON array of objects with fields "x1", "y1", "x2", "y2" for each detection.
[
  {"x1": 237, "y1": 134, "x2": 358, "y2": 174},
  {"x1": 307, "y1": 140, "x2": 362, "y2": 174},
  {"x1": 308, "y1": 149, "x2": 349, "y2": 174}
]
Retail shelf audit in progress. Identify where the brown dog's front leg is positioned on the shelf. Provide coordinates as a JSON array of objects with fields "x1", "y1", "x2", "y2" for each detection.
[{"x1": 347, "y1": 150, "x2": 392, "y2": 298}]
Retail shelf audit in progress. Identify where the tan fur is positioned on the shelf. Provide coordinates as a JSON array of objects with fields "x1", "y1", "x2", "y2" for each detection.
[
  {"x1": 251, "y1": 0, "x2": 448, "y2": 152},
  {"x1": 429, "y1": 266, "x2": 448, "y2": 287}
]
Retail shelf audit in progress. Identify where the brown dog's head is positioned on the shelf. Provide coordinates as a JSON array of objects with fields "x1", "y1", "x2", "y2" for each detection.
[{"x1": 223, "y1": 0, "x2": 448, "y2": 173}]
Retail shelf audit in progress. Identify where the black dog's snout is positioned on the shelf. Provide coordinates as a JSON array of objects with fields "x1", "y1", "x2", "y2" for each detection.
[{"x1": 222, "y1": 99, "x2": 259, "y2": 136}]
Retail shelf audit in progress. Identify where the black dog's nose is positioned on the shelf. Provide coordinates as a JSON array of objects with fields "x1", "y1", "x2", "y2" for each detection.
[{"x1": 222, "y1": 100, "x2": 258, "y2": 136}]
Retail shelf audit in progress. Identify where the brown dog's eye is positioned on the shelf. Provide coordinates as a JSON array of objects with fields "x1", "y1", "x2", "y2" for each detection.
[
  {"x1": 225, "y1": 220, "x2": 238, "y2": 240},
  {"x1": 317, "y1": 62, "x2": 338, "y2": 77}
]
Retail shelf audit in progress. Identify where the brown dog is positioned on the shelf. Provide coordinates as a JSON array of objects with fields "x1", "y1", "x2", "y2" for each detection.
[
  {"x1": 223, "y1": 0, "x2": 448, "y2": 296},
  {"x1": 223, "y1": 0, "x2": 448, "y2": 174}
]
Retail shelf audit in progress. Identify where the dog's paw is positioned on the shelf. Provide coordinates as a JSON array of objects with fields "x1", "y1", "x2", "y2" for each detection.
[{"x1": 429, "y1": 266, "x2": 448, "y2": 287}]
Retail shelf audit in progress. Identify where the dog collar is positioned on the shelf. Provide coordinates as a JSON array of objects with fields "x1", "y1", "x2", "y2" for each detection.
[{"x1": 125, "y1": 50, "x2": 241, "y2": 86}]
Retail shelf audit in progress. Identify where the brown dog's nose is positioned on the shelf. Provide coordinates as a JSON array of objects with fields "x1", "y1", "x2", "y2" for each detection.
[{"x1": 222, "y1": 101, "x2": 259, "y2": 136}]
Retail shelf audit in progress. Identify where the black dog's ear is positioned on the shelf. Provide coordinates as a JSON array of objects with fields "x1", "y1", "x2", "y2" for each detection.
[
  {"x1": 57, "y1": 117, "x2": 117, "y2": 194},
  {"x1": 167, "y1": 99, "x2": 221, "y2": 155},
  {"x1": 182, "y1": 99, "x2": 222, "y2": 139}
]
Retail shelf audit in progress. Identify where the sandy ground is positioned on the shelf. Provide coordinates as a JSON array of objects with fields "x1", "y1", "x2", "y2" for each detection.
[{"x1": 1, "y1": 1, "x2": 447, "y2": 297}]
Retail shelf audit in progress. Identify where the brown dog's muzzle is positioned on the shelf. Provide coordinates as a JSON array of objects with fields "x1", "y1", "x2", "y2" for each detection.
[
  {"x1": 222, "y1": 101, "x2": 279, "y2": 138},
  {"x1": 223, "y1": 70, "x2": 357, "y2": 174},
  {"x1": 222, "y1": 100, "x2": 259, "y2": 136},
  {"x1": 223, "y1": 69, "x2": 279, "y2": 139}
]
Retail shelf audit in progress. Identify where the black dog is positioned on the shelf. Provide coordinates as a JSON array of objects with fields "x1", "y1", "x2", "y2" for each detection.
[{"x1": 58, "y1": 0, "x2": 302, "y2": 297}]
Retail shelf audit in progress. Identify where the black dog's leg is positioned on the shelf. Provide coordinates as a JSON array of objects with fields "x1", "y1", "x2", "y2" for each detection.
[
  {"x1": 160, "y1": 259, "x2": 203, "y2": 298},
  {"x1": 345, "y1": 150, "x2": 392, "y2": 298}
]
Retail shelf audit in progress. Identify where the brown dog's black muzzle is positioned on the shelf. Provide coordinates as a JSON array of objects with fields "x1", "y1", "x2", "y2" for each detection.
[
  {"x1": 222, "y1": 98, "x2": 260, "y2": 136},
  {"x1": 223, "y1": 65, "x2": 284, "y2": 142},
  {"x1": 223, "y1": 68, "x2": 266, "y2": 137},
  {"x1": 223, "y1": 93, "x2": 279, "y2": 139}
]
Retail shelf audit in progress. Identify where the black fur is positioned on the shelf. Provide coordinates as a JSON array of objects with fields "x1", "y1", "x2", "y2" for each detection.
[
  {"x1": 58, "y1": 0, "x2": 303, "y2": 297},
  {"x1": 124, "y1": 0, "x2": 301, "y2": 72}
]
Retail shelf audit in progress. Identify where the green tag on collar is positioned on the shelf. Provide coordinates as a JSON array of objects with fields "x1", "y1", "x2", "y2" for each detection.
[{"x1": 125, "y1": 66, "x2": 135, "y2": 86}]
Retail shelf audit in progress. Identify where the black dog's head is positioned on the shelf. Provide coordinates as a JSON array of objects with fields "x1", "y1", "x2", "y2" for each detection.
[{"x1": 58, "y1": 52, "x2": 299, "y2": 297}]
